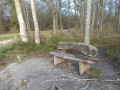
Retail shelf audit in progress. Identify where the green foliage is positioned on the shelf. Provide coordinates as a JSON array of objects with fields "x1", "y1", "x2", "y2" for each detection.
[
  {"x1": 0, "y1": 41, "x2": 42, "y2": 60},
  {"x1": 0, "y1": 45, "x2": 15, "y2": 59}
]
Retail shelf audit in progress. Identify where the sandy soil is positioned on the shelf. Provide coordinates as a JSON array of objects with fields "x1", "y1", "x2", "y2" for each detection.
[{"x1": 0, "y1": 51, "x2": 120, "y2": 90}]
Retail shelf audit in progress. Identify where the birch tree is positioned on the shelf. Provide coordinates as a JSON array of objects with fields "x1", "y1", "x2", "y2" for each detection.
[
  {"x1": 84, "y1": 0, "x2": 91, "y2": 44},
  {"x1": 29, "y1": 0, "x2": 40, "y2": 44},
  {"x1": 21, "y1": 0, "x2": 31, "y2": 31},
  {"x1": 13, "y1": 0, "x2": 28, "y2": 42}
]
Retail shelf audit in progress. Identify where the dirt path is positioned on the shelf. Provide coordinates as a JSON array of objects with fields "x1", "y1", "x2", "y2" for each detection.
[{"x1": 0, "y1": 51, "x2": 120, "y2": 90}]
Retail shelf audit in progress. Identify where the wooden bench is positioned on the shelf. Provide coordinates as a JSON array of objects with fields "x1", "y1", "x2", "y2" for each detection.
[{"x1": 50, "y1": 42, "x2": 98, "y2": 75}]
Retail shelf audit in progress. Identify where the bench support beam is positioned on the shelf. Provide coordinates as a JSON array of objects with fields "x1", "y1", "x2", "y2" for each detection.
[
  {"x1": 54, "y1": 56, "x2": 65, "y2": 65},
  {"x1": 79, "y1": 62, "x2": 91, "y2": 75}
]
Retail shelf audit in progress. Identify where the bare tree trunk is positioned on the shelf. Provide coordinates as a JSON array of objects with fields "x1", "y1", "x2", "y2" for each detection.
[
  {"x1": 13, "y1": 0, "x2": 28, "y2": 42},
  {"x1": 0, "y1": 10, "x2": 3, "y2": 34},
  {"x1": 59, "y1": 0, "x2": 63, "y2": 31},
  {"x1": 0, "y1": 0, "x2": 4, "y2": 34},
  {"x1": 52, "y1": 0, "x2": 57, "y2": 34},
  {"x1": 80, "y1": 0, "x2": 84, "y2": 31},
  {"x1": 115, "y1": 0, "x2": 118, "y2": 30},
  {"x1": 84, "y1": 0, "x2": 86, "y2": 18},
  {"x1": 115, "y1": 0, "x2": 118, "y2": 21},
  {"x1": 100, "y1": 0, "x2": 104, "y2": 32},
  {"x1": 95, "y1": 1, "x2": 100, "y2": 30},
  {"x1": 68, "y1": 0, "x2": 70, "y2": 31},
  {"x1": 73, "y1": 0, "x2": 83, "y2": 31},
  {"x1": 21, "y1": 0, "x2": 29, "y2": 30},
  {"x1": 55, "y1": 0, "x2": 58, "y2": 32},
  {"x1": 53, "y1": 14, "x2": 56, "y2": 34},
  {"x1": 108, "y1": 1, "x2": 113, "y2": 23},
  {"x1": 29, "y1": 0, "x2": 40, "y2": 44},
  {"x1": 84, "y1": 0, "x2": 91, "y2": 45},
  {"x1": 75, "y1": 6, "x2": 78, "y2": 30},
  {"x1": 118, "y1": 0, "x2": 120, "y2": 31},
  {"x1": 9, "y1": 2, "x2": 13, "y2": 28},
  {"x1": 21, "y1": 0, "x2": 31, "y2": 31},
  {"x1": 25, "y1": 5, "x2": 31, "y2": 31},
  {"x1": 83, "y1": 0, "x2": 86, "y2": 31},
  {"x1": 91, "y1": 0, "x2": 96, "y2": 33}
]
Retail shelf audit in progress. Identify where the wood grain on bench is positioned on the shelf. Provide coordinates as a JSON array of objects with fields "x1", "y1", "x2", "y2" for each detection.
[{"x1": 50, "y1": 51, "x2": 98, "y2": 64}]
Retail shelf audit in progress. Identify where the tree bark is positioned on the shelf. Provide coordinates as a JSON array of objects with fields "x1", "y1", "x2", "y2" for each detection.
[
  {"x1": 68, "y1": 0, "x2": 70, "y2": 31},
  {"x1": 84, "y1": 0, "x2": 91, "y2": 45},
  {"x1": 75, "y1": 6, "x2": 78, "y2": 30},
  {"x1": 30, "y1": 0, "x2": 40, "y2": 44},
  {"x1": 55, "y1": 0, "x2": 58, "y2": 32},
  {"x1": 95, "y1": 1, "x2": 100, "y2": 30},
  {"x1": 99, "y1": 0, "x2": 104, "y2": 32},
  {"x1": 118, "y1": 0, "x2": 120, "y2": 31},
  {"x1": 52, "y1": 0, "x2": 57, "y2": 34},
  {"x1": 84, "y1": 0, "x2": 86, "y2": 19},
  {"x1": 91, "y1": 0, "x2": 96, "y2": 33},
  {"x1": 80, "y1": 0, "x2": 84, "y2": 31},
  {"x1": 59, "y1": 0, "x2": 63, "y2": 31},
  {"x1": 13, "y1": 0, "x2": 28, "y2": 42},
  {"x1": 21, "y1": 0, "x2": 31, "y2": 31},
  {"x1": 115, "y1": 0, "x2": 118, "y2": 21}
]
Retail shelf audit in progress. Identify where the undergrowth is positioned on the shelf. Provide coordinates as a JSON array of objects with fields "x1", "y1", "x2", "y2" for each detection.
[
  {"x1": 104, "y1": 40, "x2": 120, "y2": 65},
  {"x1": 0, "y1": 30, "x2": 120, "y2": 67},
  {"x1": 0, "y1": 31, "x2": 83, "y2": 62}
]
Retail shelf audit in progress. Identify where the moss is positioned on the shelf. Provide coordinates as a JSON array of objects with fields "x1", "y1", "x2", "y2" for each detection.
[{"x1": 87, "y1": 68, "x2": 101, "y2": 79}]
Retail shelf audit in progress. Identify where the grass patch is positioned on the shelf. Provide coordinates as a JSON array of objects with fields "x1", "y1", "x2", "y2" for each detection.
[
  {"x1": 0, "y1": 36, "x2": 14, "y2": 41},
  {"x1": 0, "y1": 33, "x2": 18, "y2": 41},
  {"x1": 0, "y1": 41, "x2": 42, "y2": 64}
]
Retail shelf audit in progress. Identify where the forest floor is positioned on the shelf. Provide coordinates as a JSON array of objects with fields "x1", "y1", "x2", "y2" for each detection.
[
  {"x1": 0, "y1": 30, "x2": 120, "y2": 90},
  {"x1": 0, "y1": 49, "x2": 120, "y2": 90}
]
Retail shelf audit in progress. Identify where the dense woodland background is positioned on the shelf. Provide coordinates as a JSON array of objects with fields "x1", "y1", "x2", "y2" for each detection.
[{"x1": 0, "y1": 0, "x2": 120, "y2": 34}]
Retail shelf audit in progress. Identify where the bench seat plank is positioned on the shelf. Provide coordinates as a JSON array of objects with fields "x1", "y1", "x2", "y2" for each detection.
[{"x1": 50, "y1": 51, "x2": 98, "y2": 64}]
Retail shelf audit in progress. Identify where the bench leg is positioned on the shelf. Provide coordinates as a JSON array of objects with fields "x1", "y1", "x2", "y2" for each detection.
[
  {"x1": 54, "y1": 56, "x2": 65, "y2": 65},
  {"x1": 79, "y1": 62, "x2": 91, "y2": 75}
]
